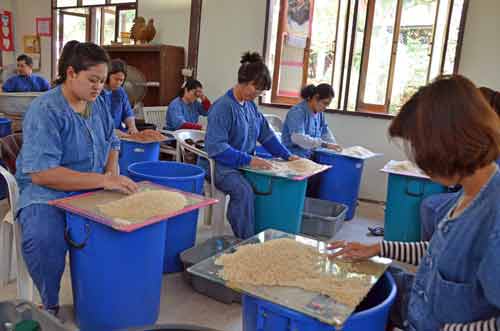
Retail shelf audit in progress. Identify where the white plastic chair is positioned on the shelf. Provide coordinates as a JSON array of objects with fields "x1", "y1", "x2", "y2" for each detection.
[
  {"x1": 263, "y1": 114, "x2": 283, "y2": 142},
  {"x1": 174, "y1": 129, "x2": 227, "y2": 237},
  {"x1": 143, "y1": 107, "x2": 167, "y2": 130},
  {"x1": 142, "y1": 107, "x2": 179, "y2": 160},
  {"x1": 264, "y1": 114, "x2": 284, "y2": 133},
  {"x1": 0, "y1": 165, "x2": 35, "y2": 301}
]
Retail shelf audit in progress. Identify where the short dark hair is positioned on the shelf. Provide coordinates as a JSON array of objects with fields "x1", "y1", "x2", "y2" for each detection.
[
  {"x1": 179, "y1": 79, "x2": 202, "y2": 97},
  {"x1": 238, "y1": 52, "x2": 271, "y2": 91},
  {"x1": 17, "y1": 54, "x2": 33, "y2": 66},
  {"x1": 107, "y1": 58, "x2": 127, "y2": 84},
  {"x1": 389, "y1": 75, "x2": 500, "y2": 178},
  {"x1": 54, "y1": 40, "x2": 110, "y2": 85},
  {"x1": 300, "y1": 83, "x2": 334, "y2": 101}
]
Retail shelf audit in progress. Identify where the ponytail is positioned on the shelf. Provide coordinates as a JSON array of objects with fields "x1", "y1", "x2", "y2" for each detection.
[
  {"x1": 300, "y1": 83, "x2": 334, "y2": 101},
  {"x1": 237, "y1": 51, "x2": 271, "y2": 91},
  {"x1": 54, "y1": 40, "x2": 110, "y2": 86}
]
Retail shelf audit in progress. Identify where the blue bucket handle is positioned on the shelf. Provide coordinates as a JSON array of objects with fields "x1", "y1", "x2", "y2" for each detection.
[
  {"x1": 256, "y1": 306, "x2": 267, "y2": 331},
  {"x1": 250, "y1": 176, "x2": 273, "y2": 196},
  {"x1": 64, "y1": 222, "x2": 91, "y2": 249},
  {"x1": 406, "y1": 179, "x2": 424, "y2": 197}
]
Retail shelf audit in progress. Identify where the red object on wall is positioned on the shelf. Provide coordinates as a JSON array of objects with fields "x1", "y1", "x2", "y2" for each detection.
[
  {"x1": 0, "y1": 10, "x2": 14, "y2": 51},
  {"x1": 36, "y1": 17, "x2": 52, "y2": 37}
]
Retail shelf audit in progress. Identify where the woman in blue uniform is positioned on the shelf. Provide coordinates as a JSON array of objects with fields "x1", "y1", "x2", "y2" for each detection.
[
  {"x1": 166, "y1": 79, "x2": 211, "y2": 131},
  {"x1": 204, "y1": 52, "x2": 298, "y2": 239},
  {"x1": 420, "y1": 85, "x2": 500, "y2": 241},
  {"x1": 2, "y1": 54, "x2": 50, "y2": 92},
  {"x1": 282, "y1": 83, "x2": 341, "y2": 158},
  {"x1": 103, "y1": 59, "x2": 138, "y2": 134},
  {"x1": 329, "y1": 75, "x2": 500, "y2": 331},
  {"x1": 281, "y1": 83, "x2": 341, "y2": 197},
  {"x1": 15, "y1": 41, "x2": 138, "y2": 316}
]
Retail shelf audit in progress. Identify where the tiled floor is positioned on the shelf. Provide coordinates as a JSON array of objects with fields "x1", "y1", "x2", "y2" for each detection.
[{"x1": 0, "y1": 201, "x2": 385, "y2": 331}]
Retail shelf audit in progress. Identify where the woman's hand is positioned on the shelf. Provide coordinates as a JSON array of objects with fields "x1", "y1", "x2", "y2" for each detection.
[
  {"x1": 288, "y1": 155, "x2": 301, "y2": 161},
  {"x1": 327, "y1": 241, "x2": 380, "y2": 261},
  {"x1": 250, "y1": 157, "x2": 273, "y2": 170},
  {"x1": 103, "y1": 175, "x2": 139, "y2": 195},
  {"x1": 326, "y1": 143, "x2": 343, "y2": 152},
  {"x1": 128, "y1": 126, "x2": 139, "y2": 135}
]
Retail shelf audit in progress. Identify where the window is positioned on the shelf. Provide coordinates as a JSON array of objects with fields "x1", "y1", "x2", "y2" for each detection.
[
  {"x1": 263, "y1": 0, "x2": 469, "y2": 115},
  {"x1": 57, "y1": 8, "x2": 90, "y2": 57},
  {"x1": 52, "y1": 0, "x2": 137, "y2": 77}
]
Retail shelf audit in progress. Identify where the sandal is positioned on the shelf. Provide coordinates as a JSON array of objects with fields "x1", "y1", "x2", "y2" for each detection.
[{"x1": 368, "y1": 226, "x2": 384, "y2": 236}]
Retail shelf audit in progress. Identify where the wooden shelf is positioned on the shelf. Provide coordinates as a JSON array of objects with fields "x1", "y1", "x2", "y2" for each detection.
[{"x1": 104, "y1": 44, "x2": 185, "y2": 106}]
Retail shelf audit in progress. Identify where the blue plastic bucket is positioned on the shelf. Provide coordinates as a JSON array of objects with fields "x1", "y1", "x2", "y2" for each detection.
[
  {"x1": 128, "y1": 161, "x2": 205, "y2": 273},
  {"x1": 384, "y1": 173, "x2": 446, "y2": 242},
  {"x1": 316, "y1": 152, "x2": 364, "y2": 220},
  {"x1": 0, "y1": 118, "x2": 12, "y2": 137},
  {"x1": 119, "y1": 141, "x2": 160, "y2": 177},
  {"x1": 255, "y1": 146, "x2": 273, "y2": 159},
  {"x1": 243, "y1": 272, "x2": 396, "y2": 331},
  {"x1": 66, "y1": 212, "x2": 166, "y2": 331},
  {"x1": 243, "y1": 171, "x2": 307, "y2": 234}
]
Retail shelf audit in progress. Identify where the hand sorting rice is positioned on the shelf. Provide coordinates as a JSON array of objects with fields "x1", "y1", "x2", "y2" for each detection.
[
  {"x1": 215, "y1": 238, "x2": 370, "y2": 307},
  {"x1": 97, "y1": 190, "x2": 188, "y2": 222}
]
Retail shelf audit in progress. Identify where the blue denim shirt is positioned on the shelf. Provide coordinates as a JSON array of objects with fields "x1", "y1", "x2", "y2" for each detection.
[
  {"x1": 407, "y1": 167, "x2": 500, "y2": 331},
  {"x1": 101, "y1": 87, "x2": 134, "y2": 130},
  {"x1": 165, "y1": 96, "x2": 208, "y2": 131},
  {"x1": 16, "y1": 86, "x2": 120, "y2": 213},
  {"x1": 281, "y1": 100, "x2": 335, "y2": 158},
  {"x1": 2, "y1": 74, "x2": 50, "y2": 92},
  {"x1": 203, "y1": 89, "x2": 275, "y2": 177}
]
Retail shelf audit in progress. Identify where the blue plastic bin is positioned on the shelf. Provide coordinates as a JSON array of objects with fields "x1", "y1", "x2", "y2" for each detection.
[
  {"x1": 255, "y1": 146, "x2": 273, "y2": 159},
  {"x1": 66, "y1": 212, "x2": 166, "y2": 331},
  {"x1": 316, "y1": 151, "x2": 364, "y2": 220},
  {"x1": 0, "y1": 118, "x2": 12, "y2": 138},
  {"x1": 384, "y1": 173, "x2": 446, "y2": 242},
  {"x1": 119, "y1": 141, "x2": 160, "y2": 177},
  {"x1": 243, "y1": 272, "x2": 396, "y2": 331},
  {"x1": 128, "y1": 161, "x2": 205, "y2": 273},
  {"x1": 243, "y1": 171, "x2": 307, "y2": 234}
]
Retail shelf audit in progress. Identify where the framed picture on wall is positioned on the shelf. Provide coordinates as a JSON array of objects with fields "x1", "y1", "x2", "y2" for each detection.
[
  {"x1": 36, "y1": 17, "x2": 52, "y2": 37},
  {"x1": 23, "y1": 35, "x2": 41, "y2": 54}
]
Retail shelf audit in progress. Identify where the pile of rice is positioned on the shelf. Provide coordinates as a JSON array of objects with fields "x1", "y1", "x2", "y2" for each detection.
[
  {"x1": 215, "y1": 238, "x2": 369, "y2": 307},
  {"x1": 97, "y1": 190, "x2": 187, "y2": 222},
  {"x1": 270, "y1": 158, "x2": 325, "y2": 176}
]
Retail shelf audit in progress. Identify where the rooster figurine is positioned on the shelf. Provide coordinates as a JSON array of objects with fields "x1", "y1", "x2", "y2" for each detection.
[
  {"x1": 130, "y1": 17, "x2": 156, "y2": 44},
  {"x1": 144, "y1": 19, "x2": 156, "y2": 43}
]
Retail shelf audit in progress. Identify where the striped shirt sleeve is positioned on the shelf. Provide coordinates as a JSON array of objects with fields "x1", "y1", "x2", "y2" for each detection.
[
  {"x1": 379, "y1": 241, "x2": 429, "y2": 266},
  {"x1": 442, "y1": 317, "x2": 498, "y2": 331}
]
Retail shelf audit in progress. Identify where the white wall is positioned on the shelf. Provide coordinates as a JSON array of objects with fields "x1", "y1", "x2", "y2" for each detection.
[
  {"x1": 138, "y1": 0, "x2": 190, "y2": 51},
  {"x1": 13, "y1": 0, "x2": 52, "y2": 80},
  {"x1": 197, "y1": 0, "x2": 405, "y2": 201},
  {"x1": 1, "y1": 0, "x2": 15, "y2": 67},
  {"x1": 1, "y1": 0, "x2": 52, "y2": 80},
  {"x1": 458, "y1": 0, "x2": 500, "y2": 90}
]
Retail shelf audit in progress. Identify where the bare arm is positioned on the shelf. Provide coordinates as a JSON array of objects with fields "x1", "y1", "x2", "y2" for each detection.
[
  {"x1": 125, "y1": 117, "x2": 138, "y2": 134},
  {"x1": 104, "y1": 149, "x2": 119, "y2": 176},
  {"x1": 31, "y1": 165, "x2": 138, "y2": 195},
  {"x1": 31, "y1": 167, "x2": 108, "y2": 192}
]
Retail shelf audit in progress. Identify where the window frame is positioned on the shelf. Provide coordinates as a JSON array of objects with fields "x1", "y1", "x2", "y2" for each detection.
[
  {"x1": 51, "y1": 0, "x2": 138, "y2": 80},
  {"x1": 261, "y1": 0, "x2": 471, "y2": 118}
]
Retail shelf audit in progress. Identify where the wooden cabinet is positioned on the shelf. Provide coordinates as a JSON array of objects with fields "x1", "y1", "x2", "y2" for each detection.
[{"x1": 104, "y1": 44, "x2": 185, "y2": 107}]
